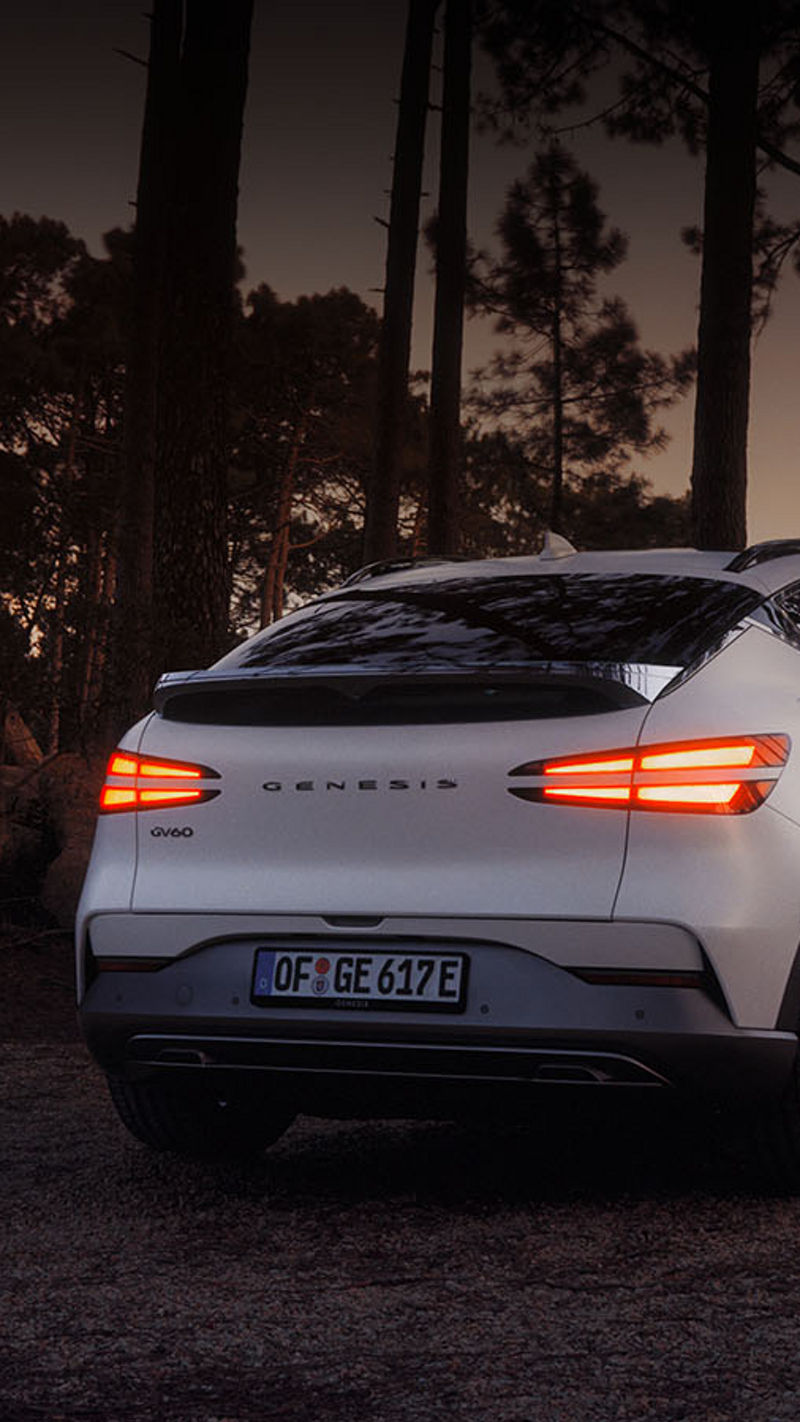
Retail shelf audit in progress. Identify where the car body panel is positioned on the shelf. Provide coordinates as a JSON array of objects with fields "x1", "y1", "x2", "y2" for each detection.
[
  {"x1": 83, "y1": 911, "x2": 706, "y2": 970},
  {"x1": 127, "y1": 708, "x2": 651, "y2": 920},
  {"x1": 75, "y1": 547, "x2": 800, "y2": 1122},
  {"x1": 79, "y1": 934, "x2": 797, "y2": 1104},
  {"x1": 613, "y1": 623, "x2": 800, "y2": 1028}
]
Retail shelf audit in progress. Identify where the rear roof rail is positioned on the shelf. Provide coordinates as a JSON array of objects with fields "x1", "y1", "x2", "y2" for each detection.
[
  {"x1": 341, "y1": 555, "x2": 469, "y2": 587},
  {"x1": 726, "y1": 540, "x2": 800, "y2": 572}
]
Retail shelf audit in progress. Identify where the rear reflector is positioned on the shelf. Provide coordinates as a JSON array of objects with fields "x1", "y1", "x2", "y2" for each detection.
[
  {"x1": 100, "y1": 752, "x2": 220, "y2": 813},
  {"x1": 509, "y1": 734, "x2": 789, "y2": 814},
  {"x1": 93, "y1": 957, "x2": 169, "y2": 973},
  {"x1": 571, "y1": 968, "x2": 707, "y2": 989}
]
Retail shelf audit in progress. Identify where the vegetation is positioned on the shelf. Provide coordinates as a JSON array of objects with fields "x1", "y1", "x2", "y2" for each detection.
[
  {"x1": 476, "y1": 0, "x2": 800, "y2": 546},
  {"x1": 467, "y1": 145, "x2": 694, "y2": 531},
  {"x1": 4, "y1": 0, "x2": 800, "y2": 927}
]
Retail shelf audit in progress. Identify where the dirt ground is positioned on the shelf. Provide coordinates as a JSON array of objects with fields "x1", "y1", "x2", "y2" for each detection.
[
  {"x1": 6, "y1": 931, "x2": 800, "y2": 1421},
  {"x1": 0, "y1": 926, "x2": 78, "y2": 1041}
]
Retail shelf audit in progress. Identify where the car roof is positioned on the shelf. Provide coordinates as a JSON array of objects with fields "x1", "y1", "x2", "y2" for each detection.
[{"x1": 334, "y1": 546, "x2": 800, "y2": 599}]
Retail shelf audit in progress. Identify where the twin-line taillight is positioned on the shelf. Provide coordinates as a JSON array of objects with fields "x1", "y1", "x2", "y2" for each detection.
[
  {"x1": 508, "y1": 734, "x2": 790, "y2": 814},
  {"x1": 99, "y1": 752, "x2": 221, "y2": 813}
]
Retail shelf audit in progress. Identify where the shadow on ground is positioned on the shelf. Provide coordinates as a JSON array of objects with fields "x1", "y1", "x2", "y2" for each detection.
[{"x1": 112, "y1": 1094, "x2": 770, "y2": 1211}]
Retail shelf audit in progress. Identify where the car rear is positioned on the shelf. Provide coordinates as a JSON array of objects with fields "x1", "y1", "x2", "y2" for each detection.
[{"x1": 76, "y1": 551, "x2": 800, "y2": 1151}]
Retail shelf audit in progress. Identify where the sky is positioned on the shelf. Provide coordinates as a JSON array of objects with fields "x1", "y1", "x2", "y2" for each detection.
[{"x1": 1, "y1": 0, "x2": 799, "y2": 543}]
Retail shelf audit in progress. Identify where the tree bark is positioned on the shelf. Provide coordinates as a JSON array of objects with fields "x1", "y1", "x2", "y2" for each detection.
[
  {"x1": 260, "y1": 423, "x2": 304, "y2": 627},
  {"x1": 690, "y1": 23, "x2": 759, "y2": 550},
  {"x1": 107, "y1": 0, "x2": 181, "y2": 739},
  {"x1": 152, "y1": 0, "x2": 254, "y2": 673},
  {"x1": 2, "y1": 707, "x2": 44, "y2": 766},
  {"x1": 549, "y1": 163, "x2": 565, "y2": 533},
  {"x1": 363, "y1": 0, "x2": 439, "y2": 564},
  {"x1": 78, "y1": 531, "x2": 115, "y2": 744},
  {"x1": 47, "y1": 555, "x2": 65, "y2": 756},
  {"x1": 77, "y1": 525, "x2": 103, "y2": 735},
  {"x1": 427, "y1": 0, "x2": 471, "y2": 555}
]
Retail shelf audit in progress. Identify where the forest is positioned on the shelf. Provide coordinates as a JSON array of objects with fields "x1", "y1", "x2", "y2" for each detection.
[{"x1": 1, "y1": 0, "x2": 800, "y2": 919}]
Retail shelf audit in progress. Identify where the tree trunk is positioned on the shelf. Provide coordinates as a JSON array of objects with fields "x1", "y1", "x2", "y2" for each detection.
[
  {"x1": 549, "y1": 164, "x2": 565, "y2": 533},
  {"x1": 78, "y1": 531, "x2": 115, "y2": 745},
  {"x1": 260, "y1": 473, "x2": 293, "y2": 626},
  {"x1": 260, "y1": 417, "x2": 306, "y2": 626},
  {"x1": 690, "y1": 24, "x2": 759, "y2": 550},
  {"x1": 77, "y1": 525, "x2": 103, "y2": 735},
  {"x1": 47, "y1": 555, "x2": 65, "y2": 756},
  {"x1": 152, "y1": 0, "x2": 254, "y2": 673},
  {"x1": 274, "y1": 523, "x2": 292, "y2": 622},
  {"x1": 427, "y1": 0, "x2": 472, "y2": 555},
  {"x1": 410, "y1": 491, "x2": 427, "y2": 554},
  {"x1": 363, "y1": 0, "x2": 439, "y2": 564},
  {"x1": 2, "y1": 707, "x2": 44, "y2": 766},
  {"x1": 106, "y1": 0, "x2": 181, "y2": 738}
]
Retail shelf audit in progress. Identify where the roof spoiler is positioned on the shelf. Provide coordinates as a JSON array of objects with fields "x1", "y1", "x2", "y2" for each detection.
[
  {"x1": 341, "y1": 555, "x2": 468, "y2": 587},
  {"x1": 725, "y1": 539, "x2": 800, "y2": 572},
  {"x1": 153, "y1": 662, "x2": 675, "y2": 716}
]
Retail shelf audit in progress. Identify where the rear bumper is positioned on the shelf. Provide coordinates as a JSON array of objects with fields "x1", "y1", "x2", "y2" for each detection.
[
  {"x1": 78, "y1": 926, "x2": 798, "y2": 1108},
  {"x1": 82, "y1": 1015, "x2": 797, "y2": 1106}
]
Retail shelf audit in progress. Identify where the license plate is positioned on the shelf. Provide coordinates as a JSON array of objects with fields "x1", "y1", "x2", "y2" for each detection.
[{"x1": 251, "y1": 947, "x2": 468, "y2": 1012}]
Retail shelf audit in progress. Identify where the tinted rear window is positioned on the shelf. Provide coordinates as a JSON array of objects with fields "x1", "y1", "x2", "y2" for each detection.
[{"x1": 216, "y1": 574, "x2": 760, "y2": 673}]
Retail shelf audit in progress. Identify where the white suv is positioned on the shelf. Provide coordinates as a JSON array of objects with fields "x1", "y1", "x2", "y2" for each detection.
[{"x1": 76, "y1": 541, "x2": 800, "y2": 1170}]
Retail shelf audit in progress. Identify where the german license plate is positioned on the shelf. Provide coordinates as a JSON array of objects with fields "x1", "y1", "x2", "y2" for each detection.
[{"x1": 251, "y1": 947, "x2": 467, "y2": 1012}]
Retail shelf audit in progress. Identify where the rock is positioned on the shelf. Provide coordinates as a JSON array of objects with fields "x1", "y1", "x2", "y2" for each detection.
[
  {"x1": 38, "y1": 755, "x2": 105, "y2": 929},
  {"x1": 40, "y1": 844, "x2": 96, "y2": 930}
]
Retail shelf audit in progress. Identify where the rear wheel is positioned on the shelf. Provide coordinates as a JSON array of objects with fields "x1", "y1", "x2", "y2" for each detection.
[
  {"x1": 750, "y1": 1054, "x2": 800, "y2": 1190},
  {"x1": 107, "y1": 1075, "x2": 295, "y2": 1159}
]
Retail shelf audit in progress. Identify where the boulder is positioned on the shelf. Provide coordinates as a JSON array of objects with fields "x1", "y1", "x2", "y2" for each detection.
[{"x1": 39, "y1": 754, "x2": 105, "y2": 929}]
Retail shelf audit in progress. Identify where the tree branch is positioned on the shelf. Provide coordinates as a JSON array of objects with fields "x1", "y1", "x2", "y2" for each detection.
[{"x1": 588, "y1": 13, "x2": 800, "y2": 178}]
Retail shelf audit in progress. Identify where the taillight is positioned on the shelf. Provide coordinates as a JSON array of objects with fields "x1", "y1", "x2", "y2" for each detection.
[
  {"x1": 508, "y1": 734, "x2": 790, "y2": 814},
  {"x1": 99, "y1": 752, "x2": 221, "y2": 813}
]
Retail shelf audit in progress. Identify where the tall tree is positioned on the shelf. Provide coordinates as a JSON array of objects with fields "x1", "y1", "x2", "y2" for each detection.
[
  {"x1": 477, "y1": 0, "x2": 800, "y2": 547},
  {"x1": 103, "y1": 0, "x2": 253, "y2": 735},
  {"x1": 470, "y1": 146, "x2": 693, "y2": 526},
  {"x1": 427, "y1": 0, "x2": 473, "y2": 554},
  {"x1": 230, "y1": 286, "x2": 380, "y2": 629},
  {"x1": 689, "y1": 11, "x2": 759, "y2": 548},
  {"x1": 460, "y1": 427, "x2": 690, "y2": 554},
  {"x1": 152, "y1": 0, "x2": 254, "y2": 674},
  {"x1": 0, "y1": 217, "x2": 127, "y2": 751},
  {"x1": 107, "y1": 0, "x2": 180, "y2": 734},
  {"x1": 363, "y1": 0, "x2": 441, "y2": 564}
]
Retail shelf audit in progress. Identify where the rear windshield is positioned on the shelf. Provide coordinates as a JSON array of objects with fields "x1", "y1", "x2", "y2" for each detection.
[{"x1": 215, "y1": 574, "x2": 760, "y2": 674}]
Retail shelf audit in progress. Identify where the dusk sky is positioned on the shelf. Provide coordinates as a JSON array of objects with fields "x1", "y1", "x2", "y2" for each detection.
[{"x1": 1, "y1": 0, "x2": 799, "y2": 543}]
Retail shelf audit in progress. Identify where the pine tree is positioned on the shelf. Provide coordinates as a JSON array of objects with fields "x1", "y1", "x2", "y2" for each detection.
[
  {"x1": 470, "y1": 146, "x2": 693, "y2": 528},
  {"x1": 427, "y1": 0, "x2": 472, "y2": 554},
  {"x1": 363, "y1": 0, "x2": 440, "y2": 563},
  {"x1": 477, "y1": 0, "x2": 800, "y2": 547}
]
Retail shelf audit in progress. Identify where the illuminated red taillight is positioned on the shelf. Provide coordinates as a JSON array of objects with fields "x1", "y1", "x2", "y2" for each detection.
[
  {"x1": 99, "y1": 752, "x2": 220, "y2": 813},
  {"x1": 509, "y1": 734, "x2": 790, "y2": 814}
]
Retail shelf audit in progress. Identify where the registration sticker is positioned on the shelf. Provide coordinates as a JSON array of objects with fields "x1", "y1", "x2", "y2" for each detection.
[{"x1": 252, "y1": 947, "x2": 467, "y2": 1013}]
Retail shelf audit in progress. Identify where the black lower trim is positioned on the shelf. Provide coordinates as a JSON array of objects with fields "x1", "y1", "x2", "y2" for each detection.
[
  {"x1": 81, "y1": 1011, "x2": 797, "y2": 1105},
  {"x1": 777, "y1": 940, "x2": 800, "y2": 1031}
]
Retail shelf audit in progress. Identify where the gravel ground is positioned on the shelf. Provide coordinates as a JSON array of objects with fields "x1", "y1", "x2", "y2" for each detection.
[{"x1": 6, "y1": 935, "x2": 800, "y2": 1420}]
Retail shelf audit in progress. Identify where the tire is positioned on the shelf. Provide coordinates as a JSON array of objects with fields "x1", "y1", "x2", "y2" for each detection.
[
  {"x1": 107, "y1": 1075, "x2": 295, "y2": 1159},
  {"x1": 750, "y1": 1058, "x2": 800, "y2": 1191}
]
